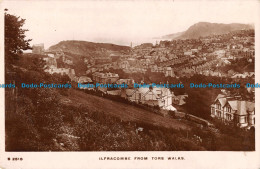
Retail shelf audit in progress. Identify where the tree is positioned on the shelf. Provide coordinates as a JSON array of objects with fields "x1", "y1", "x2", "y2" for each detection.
[{"x1": 5, "y1": 9, "x2": 32, "y2": 61}]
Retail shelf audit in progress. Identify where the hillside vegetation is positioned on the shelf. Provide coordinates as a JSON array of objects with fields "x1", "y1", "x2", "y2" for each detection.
[
  {"x1": 49, "y1": 40, "x2": 131, "y2": 56},
  {"x1": 5, "y1": 54, "x2": 255, "y2": 151}
]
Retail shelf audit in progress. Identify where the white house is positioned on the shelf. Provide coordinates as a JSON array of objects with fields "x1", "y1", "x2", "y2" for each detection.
[
  {"x1": 121, "y1": 86, "x2": 176, "y2": 111},
  {"x1": 211, "y1": 94, "x2": 255, "y2": 128}
]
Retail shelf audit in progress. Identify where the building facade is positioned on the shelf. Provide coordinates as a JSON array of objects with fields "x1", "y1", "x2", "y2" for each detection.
[
  {"x1": 211, "y1": 94, "x2": 255, "y2": 128},
  {"x1": 92, "y1": 72, "x2": 119, "y2": 84},
  {"x1": 121, "y1": 87, "x2": 176, "y2": 111}
]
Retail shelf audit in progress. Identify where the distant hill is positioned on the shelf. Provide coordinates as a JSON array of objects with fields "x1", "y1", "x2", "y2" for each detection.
[
  {"x1": 48, "y1": 40, "x2": 131, "y2": 56},
  {"x1": 48, "y1": 40, "x2": 131, "y2": 75},
  {"x1": 155, "y1": 31, "x2": 184, "y2": 40},
  {"x1": 159, "y1": 22, "x2": 254, "y2": 40}
]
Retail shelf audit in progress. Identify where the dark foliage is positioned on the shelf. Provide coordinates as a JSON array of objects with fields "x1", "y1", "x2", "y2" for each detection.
[{"x1": 5, "y1": 9, "x2": 32, "y2": 62}]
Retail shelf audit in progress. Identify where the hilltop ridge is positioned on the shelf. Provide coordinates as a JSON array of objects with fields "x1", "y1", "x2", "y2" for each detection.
[{"x1": 158, "y1": 22, "x2": 254, "y2": 40}]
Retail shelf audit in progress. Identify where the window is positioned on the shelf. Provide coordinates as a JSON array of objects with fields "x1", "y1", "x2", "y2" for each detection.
[
  {"x1": 226, "y1": 114, "x2": 232, "y2": 121},
  {"x1": 217, "y1": 104, "x2": 221, "y2": 110},
  {"x1": 211, "y1": 107, "x2": 214, "y2": 114},
  {"x1": 217, "y1": 111, "x2": 221, "y2": 117},
  {"x1": 139, "y1": 93, "x2": 142, "y2": 100},
  {"x1": 240, "y1": 116, "x2": 247, "y2": 123},
  {"x1": 226, "y1": 107, "x2": 231, "y2": 112}
]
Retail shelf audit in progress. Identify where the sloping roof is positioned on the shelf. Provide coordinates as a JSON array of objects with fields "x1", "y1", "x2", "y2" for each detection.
[
  {"x1": 227, "y1": 100, "x2": 255, "y2": 115},
  {"x1": 176, "y1": 95, "x2": 188, "y2": 100},
  {"x1": 173, "y1": 95, "x2": 188, "y2": 105},
  {"x1": 215, "y1": 94, "x2": 226, "y2": 101},
  {"x1": 217, "y1": 98, "x2": 227, "y2": 107},
  {"x1": 164, "y1": 105, "x2": 177, "y2": 111},
  {"x1": 140, "y1": 88, "x2": 160, "y2": 100},
  {"x1": 227, "y1": 101, "x2": 237, "y2": 110},
  {"x1": 117, "y1": 79, "x2": 132, "y2": 84},
  {"x1": 125, "y1": 89, "x2": 136, "y2": 96},
  {"x1": 78, "y1": 76, "x2": 92, "y2": 83},
  {"x1": 107, "y1": 90, "x2": 121, "y2": 96},
  {"x1": 127, "y1": 87, "x2": 172, "y2": 101}
]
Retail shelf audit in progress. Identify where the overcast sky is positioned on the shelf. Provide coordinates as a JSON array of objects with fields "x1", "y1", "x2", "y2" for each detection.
[{"x1": 2, "y1": 0, "x2": 259, "y2": 48}]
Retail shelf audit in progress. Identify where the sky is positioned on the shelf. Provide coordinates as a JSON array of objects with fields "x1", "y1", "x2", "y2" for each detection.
[{"x1": 1, "y1": 0, "x2": 259, "y2": 48}]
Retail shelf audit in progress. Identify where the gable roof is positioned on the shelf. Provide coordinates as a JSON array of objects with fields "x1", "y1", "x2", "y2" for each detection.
[
  {"x1": 126, "y1": 87, "x2": 172, "y2": 100},
  {"x1": 215, "y1": 94, "x2": 226, "y2": 101},
  {"x1": 226, "y1": 100, "x2": 255, "y2": 115},
  {"x1": 227, "y1": 100, "x2": 237, "y2": 110},
  {"x1": 125, "y1": 89, "x2": 137, "y2": 96},
  {"x1": 215, "y1": 98, "x2": 227, "y2": 107}
]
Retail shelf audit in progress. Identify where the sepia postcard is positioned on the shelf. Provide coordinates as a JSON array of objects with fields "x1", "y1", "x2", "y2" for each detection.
[{"x1": 0, "y1": 0, "x2": 259, "y2": 168}]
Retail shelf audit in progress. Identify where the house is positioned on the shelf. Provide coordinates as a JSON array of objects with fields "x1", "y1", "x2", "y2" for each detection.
[
  {"x1": 231, "y1": 73, "x2": 247, "y2": 79},
  {"x1": 127, "y1": 58, "x2": 137, "y2": 66},
  {"x1": 32, "y1": 43, "x2": 45, "y2": 54},
  {"x1": 45, "y1": 67, "x2": 71, "y2": 76},
  {"x1": 107, "y1": 90, "x2": 121, "y2": 96},
  {"x1": 150, "y1": 65, "x2": 158, "y2": 72},
  {"x1": 117, "y1": 79, "x2": 135, "y2": 88},
  {"x1": 221, "y1": 58, "x2": 231, "y2": 65},
  {"x1": 191, "y1": 49, "x2": 198, "y2": 54},
  {"x1": 119, "y1": 61, "x2": 130, "y2": 69},
  {"x1": 184, "y1": 51, "x2": 192, "y2": 56},
  {"x1": 164, "y1": 67, "x2": 175, "y2": 77},
  {"x1": 44, "y1": 67, "x2": 77, "y2": 81},
  {"x1": 172, "y1": 94, "x2": 188, "y2": 105},
  {"x1": 47, "y1": 53, "x2": 55, "y2": 58},
  {"x1": 249, "y1": 72, "x2": 255, "y2": 77},
  {"x1": 43, "y1": 57, "x2": 57, "y2": 67},
  {"x1": 209, "y1": 71, "x2": 222, "y2": 77},
  {"x1": 92, "y1": 72, "x2": 119, "y2": 84},
  {"x1": 227, "y1": 69, "x2": 235, "y2": 76},
  {"x1": 63, "y1": 57, "x2": 73, "y2": 65},
  {"x1": 178, "y1": 68, "x2": 195, "y2": 78},
  {"x1": 67, "y1": 68, "x2": 76, "y2": 81},
  {"x1": 94, "y1": 57, "x2": 112, "y2": 64},
  {"x1": 121, "y1": 86, "x2": 176, "y2": 111},
  {"x1": 78, "y1": 76, "x2": 92, "y2": 84},
  {"x1": 211, "y1": 94, "x2": 255, "y2": 128}
]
